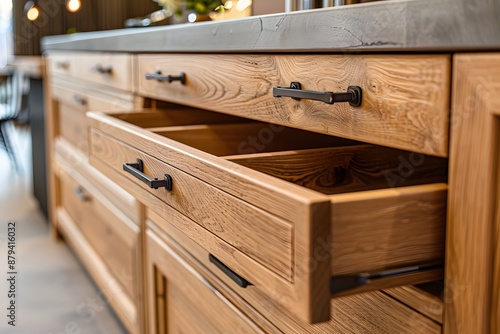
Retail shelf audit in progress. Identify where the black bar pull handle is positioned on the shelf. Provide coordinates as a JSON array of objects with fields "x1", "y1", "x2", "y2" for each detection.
[
  {"x1": 75, "y1": 186, "x2": 91, "y2": 202},
  {"x1": 123, "y1": 159, "x2": 173, "y2": 191},
  {"x1": 93, "y1": 64, "x2": 113, "y2": 75},
  {"x1": 273, "y1": 82, "x2": 362, "y2": 106},
  {"x1": 73, "y1": 95, "x2": 87, "y2": 106},
  {"x1": 145, "y1": 70, "x2": 186, "y2": 85},
  {"x1": 209, "y1": 254, "x2": 251, "y2": 288}
]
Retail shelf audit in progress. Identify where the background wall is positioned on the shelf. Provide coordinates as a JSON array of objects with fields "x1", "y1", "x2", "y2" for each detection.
[{"x1": 13, "y1": 0, "x2": 159, "y2": 55}]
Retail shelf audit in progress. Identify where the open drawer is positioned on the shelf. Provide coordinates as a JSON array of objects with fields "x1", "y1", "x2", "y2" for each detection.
[{"x1": 87, "y1": 108, "x2": 448, "y2": 323}]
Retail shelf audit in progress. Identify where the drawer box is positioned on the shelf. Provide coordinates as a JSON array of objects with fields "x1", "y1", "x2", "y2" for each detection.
[
  {"x1": 87, "y1": 108, "x2": 447, "y2": 323},
  {"x1": 137, "y1": 54, "x2": 450, "y2": 157},
  {"x1": 48, "y1": 52, "x2": 133, "y2": 91}
]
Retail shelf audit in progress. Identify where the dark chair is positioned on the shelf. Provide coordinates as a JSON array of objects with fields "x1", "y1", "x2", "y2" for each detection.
[{"x1": 0, "y1": 70, "x2": 24, "y2": 171}]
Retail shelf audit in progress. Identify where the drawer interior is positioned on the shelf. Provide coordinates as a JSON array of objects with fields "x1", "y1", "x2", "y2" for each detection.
[{"x1": 108, "y1": 109, "x2": 447, "y2": 193}]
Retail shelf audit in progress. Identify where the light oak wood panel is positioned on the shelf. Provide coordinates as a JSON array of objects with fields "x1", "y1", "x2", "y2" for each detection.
[
  {"x1": 147, "y1": 218, "x2": 442, "y2": 334},
  {"x1": 90, "y1": 129, "x2": 294, "y2": 280},
  {"x1": 56, "y1": 209, "x2": 139, "y2": 334},
  {"x1": 445, "y1": 53, "x2": 500, "y2": 334},
  {"x1": 330, "y1": 184, "x2": 446, "y2": 276},
  {"x1": 146, "y1": 229, "x2": 267, "y2": 334},
  {"x1": 57, "y1": 166, "x2": 140, "y2": 303},
  {"x1": 155, "y1": 122, "x2": 355, "y2": 156},
  {"x1": 47, "y1": 52, "x2": 133, "y2": 91},
  {"x1": 88, "y1": 109, "x2": 447, "y2": 323},
  {"x1": 225, "y1": 146, "x2": 448, "y2": 194},
  {"x1": 384, "y1": 286, "x2": 443, "y2": 324},
  {"x1": 77, "y1": 53, "x2": 134, "y2": 92},
  {"x1": 55, "y1": 138, "x2": 138, "y2": 224},
  {"x1": 137, "y1": 54, "x2": 450, "y2": 156},
  {"x1": 58, "y1": 102, "x2": 88, "y2": 155},
  {"x1": 494, "y1": 165, "x2": 500, "y2": 333},
  {"x1": 111, "y1": 107, "x2": 251, "y2": 128}
]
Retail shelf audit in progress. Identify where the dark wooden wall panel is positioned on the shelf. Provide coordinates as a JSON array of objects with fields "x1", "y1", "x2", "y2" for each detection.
[{"x1": 13, "y1": 0, "x2": 159, "y2": 55}]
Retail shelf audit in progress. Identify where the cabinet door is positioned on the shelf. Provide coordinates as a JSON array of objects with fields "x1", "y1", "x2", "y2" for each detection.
[
  {"x1": 446, "y1": 53, "x2": 500, "y2": 334},
  {"x1": 146, "y1": 228, "x2": 266, "y2": 334}
]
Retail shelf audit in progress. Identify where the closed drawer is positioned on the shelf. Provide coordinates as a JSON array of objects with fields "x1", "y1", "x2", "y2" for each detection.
[
  {"x1": 55, "y1": 138, "x2": 138, "y2": 223},
  {"x1": 48, "y1": 52, "x2": 133, "y2": 91},
  {"x1": 147, "y1": 216, "x2": 442, "y2": 334},
  {"x1": 137, "y1": 54, "x2": 450, "y2": 157},
  {"x1": 88, "y1": 108, "x2": 447, "y2": 323},
  {"x1": 146, "y1": 227, "x2": 268, "y2": 334},
  {"x1": 53, "y1": 81, "x2": 135, "y2": 156},
  {"x1": 58, "y1": 167, "x2": 140, "y2": 303}
]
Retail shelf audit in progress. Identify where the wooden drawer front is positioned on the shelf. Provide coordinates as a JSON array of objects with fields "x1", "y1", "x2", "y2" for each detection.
[
  {"x1": 147, "y1": 219, "x2": 442, "y2": 334},
  {"x1": 59, "y1": 168, "x2": 140, "y2": 303},
  {"x1": 88, "y1": 109, "x2": 447, "y2": 323},
  {"x1": 137, "y1": 54, "x2": 450, "y2": 157},
  {"x1": 49, "y1": 52, "x2": 133, "y2": 91},
  {"x1": 78, "y1": 53, "x2": 133, "y2": 91},
  {"x1": 146, "y1": 228, "x2": 265, "y2": 334}
]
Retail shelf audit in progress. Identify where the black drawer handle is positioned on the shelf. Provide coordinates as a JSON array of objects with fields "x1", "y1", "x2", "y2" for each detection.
[
  {"x1": 75, "y1": 186, "x2": 91, "y2": 202},
  {"x1": 93, "y1": 64, "x2": 113, "y2": 75},
  {"x1": 123, "y1": 159, "x2": 173, "y2": 191},
  {"x1": 330, "y1": 261, "x2": 443, "y2": 295},
  {"x1": 145, "y1": 70, "x2": 186, "y2": 85},
  {"x1": 273, "y1": 82, "x2": 362, "y2": 106},
  {"x1": 209, "y1": 254, "x2": 251, "y2": 288},
  {"x1": 73, "y1": 95, "x2": 87, "y2": 106}
]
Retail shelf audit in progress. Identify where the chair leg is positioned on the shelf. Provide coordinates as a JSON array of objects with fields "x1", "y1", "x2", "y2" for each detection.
[{"x1": 0, "y1": 122, "x2": 20, "y2": 172}]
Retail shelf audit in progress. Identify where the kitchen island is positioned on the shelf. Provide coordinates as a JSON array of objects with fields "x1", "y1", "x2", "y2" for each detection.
[{"x1": 42, "y1": 1, "x2": 500, "y2": 333}]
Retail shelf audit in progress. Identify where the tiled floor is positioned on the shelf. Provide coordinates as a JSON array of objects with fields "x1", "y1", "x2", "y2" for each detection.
[{"x1": 0, "y1": 124, "x2": 126, "y2": 333}]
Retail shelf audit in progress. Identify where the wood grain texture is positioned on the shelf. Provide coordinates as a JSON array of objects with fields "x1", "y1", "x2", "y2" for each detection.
[
  {"x1": 112, "y1": 108, "x2": 249, "y2": 128},
  {"x1": 384, "y1": 286, "x2": 443, "y2": 324},
  {"x1": 14, "y1": 0, "x2": 159, "y2": 55},
  {"x1": 88, "y1": 110, "x2": 332, "y2": 322},
  {"x1": 147, "y1": 216, "x2": 442, "y2": 334},
  {"x1": 56, "y1": 208, "x2": 139, "y2": 334},
  {"x1": 331, "y1": 184, "x2": 447, "y2": 275},
  {"x1": 445, "y1": 53, "x2": 500, "y2": 334},
  {"x1": 40, "y1": 0, "x2": 500, "y2": 54},
  {"x1": 226, "y1": 146, "x2": 448, "y2": 194},
  {"x1": 146, "y1": 228, "x2": 266, "y2": 334},
  {"x1": 493, "y1": 167, "x2": 500, "y2": 333},
  {"x1": 55, "y1": 138, "x2": 138, "y2": 223},
  {"x1": 76, "y1": 53, "x2": 133, "y2": 92},
  {"x1": 88, "y1": 108, "x2": 449, "y2": 323},
  {"x1": 58, "y1": 166, "x2": 140, "y2": 303},
  {"x1": 137, "y1": 54, "x2": 450, "y2": 156}
]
